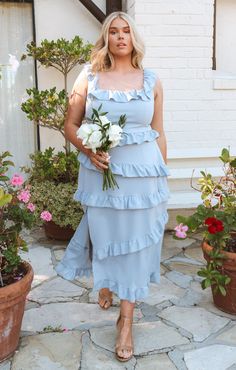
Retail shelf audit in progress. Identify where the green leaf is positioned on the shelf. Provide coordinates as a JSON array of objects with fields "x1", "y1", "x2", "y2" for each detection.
[
  {"x1": 218, "y1": 285, "x2": 227, "y2": 296},
  {"x1": 1, "y1": 151, "x2": 12, "y2": 158},
  {"x1": 204, "y1": 278, "x2": 212, "y2": 288},
  {"x1": 197, "y1": 270, "x2": 208, "y2": 277},
  {"x1": 0, "y1": 176, "x2": 10, "y2": 182},
  {"x1": 230, "y1": 158, "x2": 236, "y2": 167},
  {"x1": 0, "y1": 194, "x2": 12, "y2": 206},
  {"x1": 225, "y1": 277, "x2": 231, "y2": 285},
  {"x1": 219, "y1": 148, "x2": 230, "y2": 163},
  {"x1": 2, "y1": 160, "x2": 14, "y2": 167}
]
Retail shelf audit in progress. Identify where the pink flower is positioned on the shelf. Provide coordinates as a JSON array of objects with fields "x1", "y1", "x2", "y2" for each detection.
[
  {"x1": 17, "y1": 189, "x2": 31, "y2": 203},
  {"x1": 63, "y1": 328, "x2": 69, "y2": 332},
  {"x1": 40, "y1": 211, "x2": 52, "y2": 222},
  {"x1": 174, "y1": 223, "x2": 188, "y2": 239},
  {"x1": 10, "y1": 174, "x2": 24, "y2": 186},
  {"x1": 27, "y1": 202, "x2": 35, "y2": 212}
]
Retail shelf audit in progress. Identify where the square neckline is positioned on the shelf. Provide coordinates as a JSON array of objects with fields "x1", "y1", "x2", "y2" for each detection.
[{"x1": 95, "y1": 69, "x2": 145, "y2": 93}]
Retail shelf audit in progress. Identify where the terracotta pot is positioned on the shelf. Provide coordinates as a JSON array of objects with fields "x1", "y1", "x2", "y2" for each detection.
[
  {"x1": 0, "y1": 262, "x2": 34, "y2": 361},
  {"x1": 202, "y1": 241, "x2": 236, "y2": 314},
  {"x1": 44, "y1": 221, "x2": 75, "y2": 241}
]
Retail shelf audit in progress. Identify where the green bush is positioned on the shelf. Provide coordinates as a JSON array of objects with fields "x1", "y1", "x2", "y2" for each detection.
[
  {"x1": 30, "y1": 181, "x2": 83, "y2": 230},
  {"x1": 22, "y1": 147, "x2": 79, "y2": 184}
]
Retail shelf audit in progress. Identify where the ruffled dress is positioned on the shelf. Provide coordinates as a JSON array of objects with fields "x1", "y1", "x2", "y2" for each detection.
[{"x1": 55, "y1": 64, "x2": 170, "y2": 302}]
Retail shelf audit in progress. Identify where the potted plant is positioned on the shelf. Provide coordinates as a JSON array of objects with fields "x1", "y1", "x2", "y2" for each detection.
[
  {"x1": 20, "y1": 37, "x2": 92, "y2": 239},
  {"x1": 22, "y1": 148, "x2": 84, "y2": 240},
  {"x1": 0, "y1": 151, "x2": 35, "y2": 361},
  {"x1": 174, "y1": 148, "x2": 236, "y2": 314}
]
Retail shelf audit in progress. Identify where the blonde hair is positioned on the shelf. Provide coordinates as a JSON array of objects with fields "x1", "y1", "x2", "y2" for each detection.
[{"x1": 90, "y1": 11, "x2": 145, "y2": 72}]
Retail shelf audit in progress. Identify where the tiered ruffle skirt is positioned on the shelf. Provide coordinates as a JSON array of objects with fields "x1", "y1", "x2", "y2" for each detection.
[{"x1": 56, "y1": 127, "x2": 170, "y2": 302}]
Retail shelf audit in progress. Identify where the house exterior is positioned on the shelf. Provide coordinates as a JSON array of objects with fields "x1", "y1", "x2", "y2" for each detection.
[{"x1": 1, "y1": 0, "x2": 236, "y2": 221}]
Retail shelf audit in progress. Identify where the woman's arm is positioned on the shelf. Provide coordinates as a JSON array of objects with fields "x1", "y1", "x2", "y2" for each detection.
[
  {"x1": 65, "y1": 70, "x2": 109, "y2": 170},
  {"x1": 150, "y1": 79, "x2": 168, "y2": 164},
  {"x1": 64, "y1": 70, "x2": 90, "y2": 155}
]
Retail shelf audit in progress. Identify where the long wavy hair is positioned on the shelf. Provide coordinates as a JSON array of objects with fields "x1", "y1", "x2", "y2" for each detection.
[{"x1": 90, "y1": 11, "x2": 145, "y2": 72}]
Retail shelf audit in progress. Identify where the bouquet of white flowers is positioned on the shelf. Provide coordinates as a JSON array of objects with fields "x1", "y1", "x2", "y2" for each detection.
[{"x1": 76, "y1": 104, "x2": 126, "y2": 190}]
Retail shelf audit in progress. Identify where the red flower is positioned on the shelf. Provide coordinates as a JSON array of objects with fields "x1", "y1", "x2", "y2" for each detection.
[{"x1": 205, "y1": 217, "x2": 224, "y2": 234}]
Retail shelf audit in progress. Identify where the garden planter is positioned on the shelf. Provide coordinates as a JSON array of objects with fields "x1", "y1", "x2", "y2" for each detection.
[
  {"x1": 44, "y1": 220, "x2": 74, "y2": 241},
  {"x1": 0, "y1": 262, "x2": 34, "y2": 362},
  {"x1": 202, "y1": 241, "x2": 236, "y2": 315}
]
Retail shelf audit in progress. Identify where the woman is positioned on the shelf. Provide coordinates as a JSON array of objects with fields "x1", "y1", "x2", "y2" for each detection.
[{"x1": 56, "y1": 11, "x2": 170, "y2": 362}]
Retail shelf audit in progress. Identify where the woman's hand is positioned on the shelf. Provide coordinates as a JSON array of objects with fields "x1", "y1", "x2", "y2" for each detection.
[{"x1": 88, "y1": 151, "x2": 110, "y2": 171}]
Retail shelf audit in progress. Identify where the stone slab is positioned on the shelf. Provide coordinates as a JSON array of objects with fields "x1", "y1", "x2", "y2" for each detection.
[
  {"x1": 169, "y1": 348, "x2": 188, "y2": 370},
  {"x1": 53, "y1": 249, "x2": 65, "y2": 261},
  {"x1": 165, "y1": 262, "x2": 201, "y2": 276},
  {"x1": 184, "y1": 244, "x2": 205, "y2": 264},
  {"x1": 22, "y1": 303, "x2": 141, "y2": 332},
  {"x1": 81, "y1": 333, "x2": 135, "y2": 369},
  {"x1": 165, "y1": 256, "x2": 203, "y2": 266},
  {"x1": 28, "y1": 277, "x2": 86, "y2": 303},
  {"x1": 164, "y1": 233, "x2": 195, "y2": 249},
  {"x1": 19, "y1": 246, "x2": 56, "y2": 287},
  {"x1": 143, "y1": 276, "x2": 185, "y2": 305},
  {"x1": 136, "y1": 353, "x2": 177, "y2": 369},
  {"x1": 90, "y1": 321, "x2": 189, "y2": 355},
  {"x1": 199, "y1": 300, "x2": 236, "y2": 320},
  {"x1": 158, "y1": 306, "x2": 230, "y2": 342},
  {"x1": 165, "y1": 270, "x2": 192, "y2": 289},
  {"x1": 184, "y1": 345, "x2": 236, "y2": 370},
  {"x1": 11, "y1": 332, "x2": 82, "y2": 370},
  {"x1": 0, "y1": 361, "x2": 11, "y2": 370},
  {"x1": 216, "y1": 325, "x2": 236, "y2": 345},
  {"x1": 161, "y1": 245, "x2": 181, "y2": 262},
  {"x1": 75, "y1": 275, "x2": 94, "y2": 289}
]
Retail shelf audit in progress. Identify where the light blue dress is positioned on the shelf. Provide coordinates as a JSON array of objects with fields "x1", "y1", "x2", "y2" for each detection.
[{"x1": 55, "y1": 64, "x2": 170, "y2": 303}]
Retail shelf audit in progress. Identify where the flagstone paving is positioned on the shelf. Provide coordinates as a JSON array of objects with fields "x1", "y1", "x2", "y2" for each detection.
[{"x1": 1, "y1": 228, "x2": 236, "y2": 370}]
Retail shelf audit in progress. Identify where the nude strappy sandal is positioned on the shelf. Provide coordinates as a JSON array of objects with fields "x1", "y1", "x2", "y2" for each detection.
[
  {"x1": 115, "y1": 313, "x2": 134, "y2": 362},
  {"x1": 98, "y1": 288, "x2": 113, "y2": 310}
]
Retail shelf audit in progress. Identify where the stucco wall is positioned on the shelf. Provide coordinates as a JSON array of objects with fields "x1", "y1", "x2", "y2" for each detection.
[{"x1": 34, "y1": 0, "x2": 105, "y2": 152}]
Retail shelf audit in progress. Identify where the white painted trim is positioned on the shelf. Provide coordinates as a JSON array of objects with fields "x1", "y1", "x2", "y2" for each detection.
[
  {"x1": 168, "y1": 147, "x2": 235, "y2": 159},
  {"x1": 168, "y1": 167, "x2": 224, "y2": 179},
  {"x1": 167, "y1": 191, "x2": 202, "y2": 209}
]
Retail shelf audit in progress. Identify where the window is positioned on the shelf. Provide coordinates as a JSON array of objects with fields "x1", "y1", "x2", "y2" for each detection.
[
  {"x1": 0, "y1": 0, "x2": 36, "y2": 172},
  {"x1": 214, "y1": 0, "x2": 236, "y2": 74}
]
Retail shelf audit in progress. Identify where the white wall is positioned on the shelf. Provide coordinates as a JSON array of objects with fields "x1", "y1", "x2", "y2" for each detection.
[
  {"x1": 34, "y1": 0, "x2": 105, "y2": 151},
  {"x1": 127, "y1": 0, "x2": 236, "y2": 208},
  {"x1": 34, "y1": 0, "x2": 236, "y2": 209}
]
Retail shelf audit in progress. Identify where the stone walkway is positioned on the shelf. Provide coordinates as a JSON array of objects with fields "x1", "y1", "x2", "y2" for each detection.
[{"x1": 1, "y1": 228, "x2": 236, "y2": 370}]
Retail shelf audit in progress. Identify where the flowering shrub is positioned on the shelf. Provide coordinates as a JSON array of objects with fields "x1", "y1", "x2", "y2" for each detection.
[
  {"x1": 0, "y1": 152, "x2": 36, "y2": 287},
  {"x1": 174, "y1": 148, "x2": 236, "y2": 295},
  {"x1": 28, "y1": 181, "x2": 83, "y2": 230},
  {"x1": 22, "y1": 149, "x2": 83, "y2": 230}
]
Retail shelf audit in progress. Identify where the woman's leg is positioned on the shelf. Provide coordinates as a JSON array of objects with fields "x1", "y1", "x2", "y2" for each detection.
[{"x1": 116, "y1": 299, "x2": 135, "y2": 360}]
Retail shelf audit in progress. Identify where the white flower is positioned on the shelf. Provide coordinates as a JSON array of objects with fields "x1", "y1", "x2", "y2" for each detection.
[
  {"x1": 76, "y1": 124, "x2": 93, "y2": 143},
  {"x1": 99, "y1": 115, "x2": 111, "y2": 126},
  {"x1": 87, "y1": 130, "x2": 103, "y2": 153},
  {"x1": 89, "y1": 123, "x2": 100, "y2": 131},
  {"x1": 108, "y1": 125, "x2": 122, "y2": 147},
  {"x1": 110, "y1": 139, "x2": 120, "y2": 148},
  {"x1": 8, "y1": 54, "x2": 20, "y2": 72}
]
